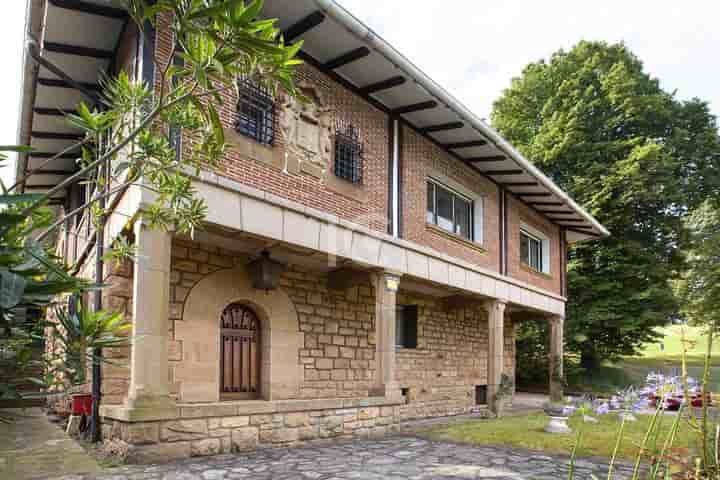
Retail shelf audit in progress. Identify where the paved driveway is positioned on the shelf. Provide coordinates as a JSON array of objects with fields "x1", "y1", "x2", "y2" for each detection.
[{"x1": 52, "y1": 436, "x2": 634, "y2": 480}]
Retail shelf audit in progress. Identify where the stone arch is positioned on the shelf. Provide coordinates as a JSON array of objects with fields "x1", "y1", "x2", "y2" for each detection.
[{"x1": 174, "y1": 268, "x2": 302, "y2": 402}]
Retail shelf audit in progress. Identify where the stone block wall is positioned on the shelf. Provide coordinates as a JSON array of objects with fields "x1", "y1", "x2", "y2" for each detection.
[{"x1": 102, "y1": 399, "x2": 402, "y2": 463}]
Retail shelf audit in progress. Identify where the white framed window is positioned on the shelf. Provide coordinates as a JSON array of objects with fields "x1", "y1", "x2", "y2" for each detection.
[
  {"x1": 520, "y1": 223, "x2": 550, "y2": 274},
  {"x1": 426, "y1": 179, "x2": 483, "y2": 244}
]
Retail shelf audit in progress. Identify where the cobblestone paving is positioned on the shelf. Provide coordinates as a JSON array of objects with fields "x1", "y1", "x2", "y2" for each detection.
[{"x1": 51, "y1": 436, "x2": 635, "y2": 480}]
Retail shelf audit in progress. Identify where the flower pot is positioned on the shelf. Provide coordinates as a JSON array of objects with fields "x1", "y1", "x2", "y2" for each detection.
[{"x1": 71, "y1": 393, "x2": 92, "y2": 416}]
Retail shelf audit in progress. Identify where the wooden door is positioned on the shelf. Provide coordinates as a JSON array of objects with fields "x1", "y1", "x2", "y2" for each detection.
[{"x1": 220, "y1": 303, "x2": 259, "y2": 399}]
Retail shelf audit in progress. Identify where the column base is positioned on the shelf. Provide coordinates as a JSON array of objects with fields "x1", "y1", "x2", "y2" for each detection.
[{"x1": 101, "y1": 395, "x2": 179, "y2": 422}]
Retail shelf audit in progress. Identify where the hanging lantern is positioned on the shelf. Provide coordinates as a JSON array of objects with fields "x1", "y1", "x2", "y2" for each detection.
[{"x1": 247, "y1": 251, "x2": 285, "y2": 291}]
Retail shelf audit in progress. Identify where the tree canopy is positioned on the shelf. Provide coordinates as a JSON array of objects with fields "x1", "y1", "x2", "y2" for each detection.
[{"x1": 491, "y1": 41, "x2": 720, "y2": 367}]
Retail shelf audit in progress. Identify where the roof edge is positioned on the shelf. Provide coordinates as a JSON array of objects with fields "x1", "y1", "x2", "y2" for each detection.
[
  {"x1": 313, "y1": 0, "x2": 610, "y2": 240},
  {"x1": 15, "y1": 0, "x2": 45, "y2": 192}
]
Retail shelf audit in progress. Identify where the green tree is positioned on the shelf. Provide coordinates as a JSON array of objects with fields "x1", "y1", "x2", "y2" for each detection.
[
  {"x1": 491, "y1": 41, "x2": 720, "y2": 368},
  {"x1": 675, "y1": 200, "x2": 720, "y2": 328}
]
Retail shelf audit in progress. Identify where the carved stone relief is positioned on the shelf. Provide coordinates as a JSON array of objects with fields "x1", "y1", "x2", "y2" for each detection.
[{"x1": 279, "y1": 82, "x2": 333, "y2": 179}]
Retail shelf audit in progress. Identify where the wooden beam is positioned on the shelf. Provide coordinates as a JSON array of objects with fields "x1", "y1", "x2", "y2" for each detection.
[
  {"x1": 323, "y1": 46, "x2": 371, "y2": 70},
  {"x1": 482, "y1": 169, "x2": 524, "y2": 176},
  {"x1": 536, "y1": 209, "x2": 575, "y2": 214},
  {"x1": 327, "y1": 268, "x2": 372, "y2": 291},
  {"x1": 528, "y1": 201, "x2": 564, "y2": 206},
  {"x1": 31, "y1": 131, "x2": 83, "y2": 141},
  {"x1": 391, "y1": 100, "x2": 438, "y2": 115},
  {"x1": 29, "y1": 152, "x2": 80, "y2": 159},
  {"x1": 49, "y1": 0, "x2": 127, "y2": 19},
  {"x1": 282, "y1": 11, "x2": 325, "y2": 43},
  {"x1": 515, "y1": 192, "x2": 553, "y2": 197},
  {"x1": 468, "y1": 155, "x2": 506, "y2": 162},
  {"x1": 44, "y1": 41, "x2": 114, "y2": 59},
  {"x1": 34, "y1": 107, "x2": 78, "y2": 116},
  {"x1": 38, "y1": 77, "x2": 100, "y2": 91},
  {"x1": 418, "y1": 122, "x2": 464, "y2": 134},
  {"x1": 567, "y1": 227, "x2": 602, "y2": 237},
  {"x1": 556, "y1": 220, "x2": 589, "y2": 224},
  {"x1": 359, "y1": 76, "x2": 406, "y2": 95},
  {"x1": 26, "y1": 169, "x2": 76, "y2": 176},
  {"x1": 443, "y1": 140, "x2": 487, "y2": 149},
  {"x1": 500, "y1": 182, "x2": 538, "y2": 187}
]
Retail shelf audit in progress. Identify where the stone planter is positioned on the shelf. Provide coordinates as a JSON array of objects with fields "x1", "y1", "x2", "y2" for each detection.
[{"x1": 543, "y1": 404, "x2": 574, "y2": 434}]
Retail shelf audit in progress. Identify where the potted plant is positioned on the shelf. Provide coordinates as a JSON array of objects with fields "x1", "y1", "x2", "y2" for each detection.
[
  {"x1": 45, "y1": 299, "x2": 129, "y2": 420},
  {"x1": 543, "y1": 400, "x2": 575, "y2": 433}
]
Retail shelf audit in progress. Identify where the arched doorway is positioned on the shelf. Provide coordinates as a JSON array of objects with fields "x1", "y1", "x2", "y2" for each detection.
[{"x1": 220, "y1": 303, "x2": 260, "y2": 399}]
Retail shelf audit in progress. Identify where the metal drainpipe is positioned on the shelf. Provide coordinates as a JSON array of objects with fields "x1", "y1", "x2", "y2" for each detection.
[{"x1": 90, "y1": 136, "x2": 107, "y2": 443}]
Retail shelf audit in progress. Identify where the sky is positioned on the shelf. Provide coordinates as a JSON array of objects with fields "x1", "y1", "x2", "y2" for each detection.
[{"x1": 1, "y1": 0, "x2": 718, "y2": 186}]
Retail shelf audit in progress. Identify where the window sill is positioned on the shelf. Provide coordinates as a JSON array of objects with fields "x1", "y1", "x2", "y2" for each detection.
[
  {"x1": 426, "y1": 223, "x2": 487, "y2": 255},
  {"x1": 520, "y1": 263, "x2": 553, "y2": 279}
]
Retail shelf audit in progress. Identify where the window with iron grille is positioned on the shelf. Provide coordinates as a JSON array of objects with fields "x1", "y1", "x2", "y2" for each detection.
[
  {"x1": 235, "y1": 78, "x2": 275, "y2": 145},
  {"x1": 334, "y1": 124, "x2": 363, "y2": 184}
]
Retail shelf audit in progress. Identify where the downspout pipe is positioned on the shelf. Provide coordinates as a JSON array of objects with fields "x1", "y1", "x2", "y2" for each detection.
[{"x1": 312, "y1": 0, "x2": 609, "y2": 238}]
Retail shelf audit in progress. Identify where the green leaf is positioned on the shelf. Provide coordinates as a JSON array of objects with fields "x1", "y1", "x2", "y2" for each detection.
[{"x1": 0, "y1": 194, "x2": 44, "y2": 205}]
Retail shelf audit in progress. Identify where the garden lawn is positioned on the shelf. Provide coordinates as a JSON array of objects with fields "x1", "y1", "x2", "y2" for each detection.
[{"x1": 423, "y1": 413, "x2": 695, "y2": 460}]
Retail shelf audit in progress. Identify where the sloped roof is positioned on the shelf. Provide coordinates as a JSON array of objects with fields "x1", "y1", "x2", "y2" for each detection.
[{"x1": 17, "y1": 0, "x2": 609, "y2": 242}]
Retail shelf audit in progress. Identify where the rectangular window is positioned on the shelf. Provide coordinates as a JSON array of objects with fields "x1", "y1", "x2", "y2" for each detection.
[
  {"x1": 521, "y1": 229, "x2": 544, "y2": 272},
  {"x1": 395, "y1": 305, "x2": 418, "y2": 349},
  {"x1": 236, "y1": 78, "x2": 275, "y2": 145},
  {"x1": 334, "y1": 124, "x2": 363, "y2": 184},
  {"x1": 426, "y1": 180, "x2": 474, "y2": 240}
]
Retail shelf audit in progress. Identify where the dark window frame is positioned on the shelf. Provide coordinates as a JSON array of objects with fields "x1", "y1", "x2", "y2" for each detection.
[
  {"x1": 520, "y1": 229, "x2": 544, "y2": 272},
  {"x1": 235, "y1": 78, "x2": 275, "y2": 146},
  {"x1": 426, "y1": 180, "x2": 474, "y2": 241},
  {"x1": 395, "y1": 305, "x2": 418, "y2": 349},
  {"x1": 334, "y1": 124, "x2": 363, "y2": 184}
]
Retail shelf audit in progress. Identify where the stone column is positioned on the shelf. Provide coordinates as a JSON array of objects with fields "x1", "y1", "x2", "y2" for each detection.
[
  {"x1": 484, "y1": 299, "x2": 506, "y2": 414},
  {"x1": 125, "y1": 217, "x2": 175, "y2": 414},
  {"x1": 549, "y1": 315, "x2": 565, "y2": 403},
  {"x1": 371, "y1": 271, "x2": 401, "y2": 399}
]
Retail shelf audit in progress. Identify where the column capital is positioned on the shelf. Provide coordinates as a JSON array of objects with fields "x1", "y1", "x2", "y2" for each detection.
[
  {"x1": 372, "y1": 269, "x2": 403, "y2": 292},
  {"x1": 483, "y1": 298, "x2": 507, "y2": 314}
]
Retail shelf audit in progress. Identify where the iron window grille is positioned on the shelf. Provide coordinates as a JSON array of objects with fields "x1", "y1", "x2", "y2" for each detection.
[
  {"x1": 334, "y1": 124, "x2": 363, "y2": 184},
  {"x1": 235, "y1": 78, "x2": 275, "y2": 145}
]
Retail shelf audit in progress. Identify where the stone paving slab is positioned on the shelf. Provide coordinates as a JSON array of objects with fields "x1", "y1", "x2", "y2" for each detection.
[
  {"x1": 47, "y1": 436, "x2": 635, "y2": 480},
  {"x1": 0, "y1": 408, "x2": 100, "y2": 480}
]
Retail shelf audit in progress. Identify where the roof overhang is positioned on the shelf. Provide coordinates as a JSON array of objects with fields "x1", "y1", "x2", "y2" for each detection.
[{"x1": 17, "y1": 0, "x2": 609, "y2": 242}]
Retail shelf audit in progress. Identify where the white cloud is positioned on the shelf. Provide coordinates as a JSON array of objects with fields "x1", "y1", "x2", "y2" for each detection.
[{"x1": 337, "y1": 0, "x2": 720, "y2": 123}]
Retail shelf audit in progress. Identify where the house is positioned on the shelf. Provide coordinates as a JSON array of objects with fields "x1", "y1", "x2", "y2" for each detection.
[{"x1": 17, "y1": 0, "x2": 608, "y2": 462}]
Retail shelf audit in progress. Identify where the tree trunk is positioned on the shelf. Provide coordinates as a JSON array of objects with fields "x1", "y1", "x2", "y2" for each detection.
[{"x1": 580, "y1": 349, "x2": 600, "y2": 370}]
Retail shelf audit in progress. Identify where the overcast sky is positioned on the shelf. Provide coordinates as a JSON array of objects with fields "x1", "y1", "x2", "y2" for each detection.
[{"x1": 1, "y1": 0, "x2": 718, "y2": 186}]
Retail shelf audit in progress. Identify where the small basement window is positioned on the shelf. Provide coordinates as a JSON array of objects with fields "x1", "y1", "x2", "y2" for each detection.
[
  {"x1": 334, "y1": 124, "x2": 363, "y2": 184},
  {"x1": 475, "y1": 385, "x2": 487, "y2": 405},
  {"x1": 396, "y1": 305, "x2": 418, "y2": 349},
  {"x1": 426, "y1": 180, "x2": 473, "y2": 240},
  {"x1": 236, "y1": 77, "x2": 275, "y2": 145}
]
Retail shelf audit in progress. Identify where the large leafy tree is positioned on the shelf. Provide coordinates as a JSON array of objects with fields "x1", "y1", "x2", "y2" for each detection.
[{"x1": 492, "y1": 41, "x2": 720, "y2": 368}]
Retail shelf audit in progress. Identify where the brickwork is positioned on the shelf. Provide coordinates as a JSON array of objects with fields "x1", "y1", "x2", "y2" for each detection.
[
  {"x1": 506, "y1": 195, "x2": 562, "y2": 294},
  {"x1": 153, "y1": 13, "x2": 564, "y2": 297}
]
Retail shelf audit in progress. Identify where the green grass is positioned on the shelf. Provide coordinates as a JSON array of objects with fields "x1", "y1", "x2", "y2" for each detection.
[
  {"x1": 423, "y1": 413, "x2": 696, "y2": 461},
  {"x1": 565, "y1": 325, "x2": 720, "y2": 395}
]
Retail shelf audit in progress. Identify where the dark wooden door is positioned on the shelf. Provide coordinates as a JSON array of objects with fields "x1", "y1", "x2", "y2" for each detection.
[{"x1": 220, "y1": 303, "x2": 259, "y2": 399}]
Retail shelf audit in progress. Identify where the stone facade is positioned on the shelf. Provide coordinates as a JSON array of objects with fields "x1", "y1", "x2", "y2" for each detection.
[{"x1": 103, "y1": 398, "x2": 403, "y2": 463}]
